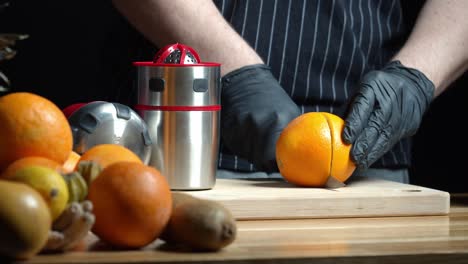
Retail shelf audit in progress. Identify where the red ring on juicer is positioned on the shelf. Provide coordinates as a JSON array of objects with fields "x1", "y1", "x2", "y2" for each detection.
[{"x1": 134, "y1": 104, "x2": 221, "y2": 112}]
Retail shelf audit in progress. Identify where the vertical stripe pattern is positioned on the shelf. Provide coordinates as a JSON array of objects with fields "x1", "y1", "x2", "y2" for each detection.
[{"x1": 214, "y1": 0, "x2": 411, "y2": 172}]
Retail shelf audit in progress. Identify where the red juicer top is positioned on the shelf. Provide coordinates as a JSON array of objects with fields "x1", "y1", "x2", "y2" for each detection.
[{"x1": 133, "y1": 43, "x2": 220, "y2": 67}]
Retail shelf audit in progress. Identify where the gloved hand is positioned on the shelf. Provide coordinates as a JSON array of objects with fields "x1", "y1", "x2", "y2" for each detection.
[
  {"x1": 343, "y1": 61, "x2": 435, "y2": 169},
  {"x1": 221, "y1": 64, "x2": 301, "y2": 172}
]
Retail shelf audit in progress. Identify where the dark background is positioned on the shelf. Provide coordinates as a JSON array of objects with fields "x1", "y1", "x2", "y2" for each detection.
[
  {"x1": 0, "y1": 0, "x2": 155, "y2": 108},
  {"x1": 1, "y1": 0, "x2": 466, "y2": 192}
]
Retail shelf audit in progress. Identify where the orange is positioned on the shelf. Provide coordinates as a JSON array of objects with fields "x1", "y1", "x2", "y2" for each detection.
[
  {"x1": 276, "y1": 112, "x2": 356, "y2": 187},
  {"x1": 0, "y1": 156, "x2": 63, "y2": 179},
  {"x1": 0, "y1": 92, "x2": 73, "y2": 171},
  {"x1": 78, "y1": 144, "x2": 142, "y2": 169},
  {"x1": 88, "y1": 161, "x2": 172, "y2": 248},
  {"x1": 62, "y1": 151, "x2": 81, "y2": 173}
]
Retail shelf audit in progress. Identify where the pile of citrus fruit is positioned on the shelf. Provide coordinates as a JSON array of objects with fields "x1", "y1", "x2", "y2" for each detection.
[
  {"x1": 0, "y1": 92, "x2": 174, "y2": 258},
  {"x1": 0, "y1": 92, "x2": 74, "y2": 259}
]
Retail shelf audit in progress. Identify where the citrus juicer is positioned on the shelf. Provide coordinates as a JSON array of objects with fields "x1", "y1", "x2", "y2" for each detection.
[{"x1": 133, "y1": 43, "x2": 221, "y2": 190}]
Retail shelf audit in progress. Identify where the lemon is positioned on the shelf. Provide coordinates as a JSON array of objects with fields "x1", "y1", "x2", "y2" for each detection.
[{"x1": 10, "y1": 165, "x2": 69, "y2": 221}]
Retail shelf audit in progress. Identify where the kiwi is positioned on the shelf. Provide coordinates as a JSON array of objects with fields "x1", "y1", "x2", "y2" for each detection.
[
  {"x1": 160, "y1": 192, "x2": 237, "y2": 251},
  {"x1": 0, "y1": 180, "x2": 51, "y2": 259}
]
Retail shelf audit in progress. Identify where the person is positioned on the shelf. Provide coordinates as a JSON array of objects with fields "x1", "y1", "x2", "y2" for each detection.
[{"x1": 111, "y1": 0, "x2": 468, "y2": 183}]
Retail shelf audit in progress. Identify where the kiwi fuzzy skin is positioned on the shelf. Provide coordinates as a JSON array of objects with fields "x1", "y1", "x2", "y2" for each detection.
[{"x1": 160, "y1": 193, "x2": 237, "y2": 251}]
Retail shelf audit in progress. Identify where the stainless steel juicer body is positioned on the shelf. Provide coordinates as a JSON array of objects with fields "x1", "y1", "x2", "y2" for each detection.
[{"x1": 134, "y1": 44, "x2": 221, "y2": 190}]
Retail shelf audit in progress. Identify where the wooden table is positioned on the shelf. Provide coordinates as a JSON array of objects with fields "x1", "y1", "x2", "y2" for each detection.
[{"x1": 11, "y1": 194, "x2": 468, "y2": 264}]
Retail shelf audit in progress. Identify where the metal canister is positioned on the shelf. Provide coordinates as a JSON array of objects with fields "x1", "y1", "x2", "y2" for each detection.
[{"x1": 134, "y1": 43, "x2": 221, "y2": 190}]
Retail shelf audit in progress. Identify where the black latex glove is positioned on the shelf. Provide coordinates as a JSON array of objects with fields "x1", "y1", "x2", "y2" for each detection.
[
  {"x1": 221, "y1": 64, "x2": 301, "y2": 172},
  {"x1": 343, "y1": 61, "x2": 435, "y2": 169}
]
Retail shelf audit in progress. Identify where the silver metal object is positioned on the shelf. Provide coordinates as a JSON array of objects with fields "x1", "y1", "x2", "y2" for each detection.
[
  {"x1": 68, "y1": 101, "x2": 152, "y2": 164},
  {"x1": 134, "y1": 43, "x2": 221, "y2": 190}
]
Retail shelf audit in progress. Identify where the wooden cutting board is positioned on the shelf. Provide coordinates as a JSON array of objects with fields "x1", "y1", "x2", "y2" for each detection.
[{"x1": 181, "y1": 176, "x2": 450, "y2": 220}]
